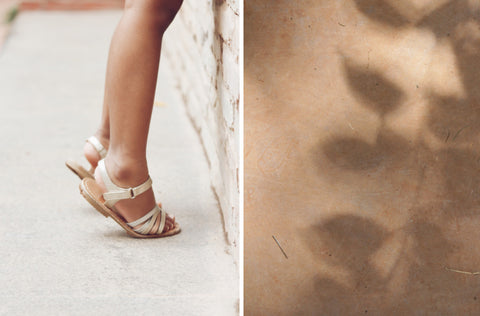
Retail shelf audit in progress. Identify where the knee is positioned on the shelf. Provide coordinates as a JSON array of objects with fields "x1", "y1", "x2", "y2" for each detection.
[{"x1": 124, "y1": 0, "x2": 183, "y2": 32}]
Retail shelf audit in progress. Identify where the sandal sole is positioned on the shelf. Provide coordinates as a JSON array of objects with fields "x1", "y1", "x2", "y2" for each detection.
[{"x1": 66, "y1": 159, "x2": 94, "y2": 180}]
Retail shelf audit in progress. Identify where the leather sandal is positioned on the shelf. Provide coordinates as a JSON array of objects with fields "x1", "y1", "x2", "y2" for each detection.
[
  {"x1": 65, "y1": 136, "x2": 107, "y2": 179},
  {"x1": 79, "y1": 160, "x2": 181, "y2": 238}
]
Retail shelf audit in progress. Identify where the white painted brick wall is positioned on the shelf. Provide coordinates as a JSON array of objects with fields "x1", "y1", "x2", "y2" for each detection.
[{"x1": 162, "y1": 0, "x2": 239, "y2": 255}]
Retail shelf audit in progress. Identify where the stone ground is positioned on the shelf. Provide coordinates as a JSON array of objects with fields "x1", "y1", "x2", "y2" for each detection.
[
  {"x1": 0, "y1": 10, "x2": 237, "y2": 315},
  {"x1": 245, "y1": 0, "x2": 480, "y2": 315}
]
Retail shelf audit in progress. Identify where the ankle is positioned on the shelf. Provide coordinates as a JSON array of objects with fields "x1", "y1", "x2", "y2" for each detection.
[{"x1": 104, "y1": 155, "x2": 149, "y2": 187}]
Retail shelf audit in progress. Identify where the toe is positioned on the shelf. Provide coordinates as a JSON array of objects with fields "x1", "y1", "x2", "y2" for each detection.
[
  {"x1": 163, "y1": 222, "x2": 172, "y2": 233},
  {"x1": 162, "y1": 215, "x2": 176, "y2": 233}
]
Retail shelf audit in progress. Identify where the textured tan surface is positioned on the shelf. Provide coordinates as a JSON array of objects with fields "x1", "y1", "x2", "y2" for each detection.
[{"x1": 245, "y1": 0, "x2": 480, "y2": 314}]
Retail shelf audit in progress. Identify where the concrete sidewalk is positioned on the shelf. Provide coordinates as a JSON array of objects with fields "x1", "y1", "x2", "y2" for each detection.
[{"x1": 0, "y1": 11, "x2": 237, "y2": 315}]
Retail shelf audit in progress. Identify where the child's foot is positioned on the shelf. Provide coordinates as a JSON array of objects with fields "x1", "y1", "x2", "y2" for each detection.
[
  {"x1": 66, "y1": 133, "x2": 110, "y2": 180},
  {"x1": 93, "y1": 156, "x2": 176, "y2": 234}
]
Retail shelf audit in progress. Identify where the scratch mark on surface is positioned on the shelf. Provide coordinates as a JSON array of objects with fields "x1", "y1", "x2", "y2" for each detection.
[
  {"x1": 445, "y1": 267, "x2": 480, "y2": 275},
  {"x1": 452, "y1": 125, "x2": 470, "y2": 141},
  {"x1": 272, "y1": 235, "x2": 288, "y2": 259}
]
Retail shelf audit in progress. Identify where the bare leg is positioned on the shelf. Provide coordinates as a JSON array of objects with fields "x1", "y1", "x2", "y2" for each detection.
[
  {"x1": 93, "y1": 0, "x2": 183, "y2": 233},
  {"x1": 83, "y1": 68, "x2": 110, "y2": 168}
]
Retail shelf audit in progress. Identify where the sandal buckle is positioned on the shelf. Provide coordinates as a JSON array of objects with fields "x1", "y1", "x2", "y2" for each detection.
[{"x1": 129, "y1": 188, "x2": 135, "y2": 199}]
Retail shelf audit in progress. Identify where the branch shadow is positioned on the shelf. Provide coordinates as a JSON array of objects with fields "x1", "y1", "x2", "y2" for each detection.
[
  {"x1": 293, "y1": 215, "x2": 473, "y2": 314},
  {"x1": 307, "y1": 0, "x2": 480, "y2": 314}
]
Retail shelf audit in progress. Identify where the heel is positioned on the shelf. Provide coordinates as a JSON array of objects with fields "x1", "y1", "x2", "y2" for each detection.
[{"x1": 79, "y1": 181, "x2": 110, "y2": 218}]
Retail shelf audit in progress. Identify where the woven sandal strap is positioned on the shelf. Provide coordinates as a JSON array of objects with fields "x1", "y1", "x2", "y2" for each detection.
[
  {"x1": 98, "y1": 160, "x2": 152, "y2": 208},
  {"x1": 128, "y1": 206, "x2": 159, "y2": 227},
  {"x1": 86, "y1": 136, "x2": 107, "y2": 159},
  {"x1": 135, "y1": 215, "x2": 157, "y2": 234},
  {"x1": 128, "y1": 204, "x2": 166, "y2": 235}
]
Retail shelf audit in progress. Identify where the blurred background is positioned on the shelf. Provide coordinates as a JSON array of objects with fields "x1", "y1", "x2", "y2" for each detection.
[
  {"x1": 17, "y1": 0, "x2": 122, "y2": 10},
  {"x1": 1, "y1": 0, "x2": 124, "y2": 51}
]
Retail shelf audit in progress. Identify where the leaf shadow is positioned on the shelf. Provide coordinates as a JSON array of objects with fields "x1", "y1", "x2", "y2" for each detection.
[
  {"x1": 437, "y1": 147, "x2": 480, "y2": 215},
  {"x1": 343, "y1": 60, "x2": 404, "y2": 117},
  {"x1": 352, "y1": 0, "x2": 410, "y2": 28},
  {"x1": 417, "y1": 0, "x2": 472, "y2": 39},
  {"x1": 294, "y1": 215, "x2": 465, "y2": 314},
  {"x1": 321, "y1": 127, "x2": 411, "y2": 171},
  {"x1": 420, "y1": 0, "x2": 480, "y2": 141}
]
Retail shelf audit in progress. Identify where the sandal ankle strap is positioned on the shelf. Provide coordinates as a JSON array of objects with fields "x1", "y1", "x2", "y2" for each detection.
[
  {"x1": 87, "y1": 136, "x2": 107, "y2": 159},
  {"x1": 98, "y1": 160, "x2": 152, "y2": 208}
]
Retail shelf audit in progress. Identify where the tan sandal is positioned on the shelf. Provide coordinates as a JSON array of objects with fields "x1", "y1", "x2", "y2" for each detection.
[
  {"x1": 79, "y1": 159, "x2": 180, "y2": 238},
  {"x1": 65, "y1": 136, "x2": 107, "y2": 179}
]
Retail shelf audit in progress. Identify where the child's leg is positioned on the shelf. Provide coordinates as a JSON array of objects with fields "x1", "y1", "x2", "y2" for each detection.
[{"x1": 94, "y1": 0, "x2": 183, "y2": 233}]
